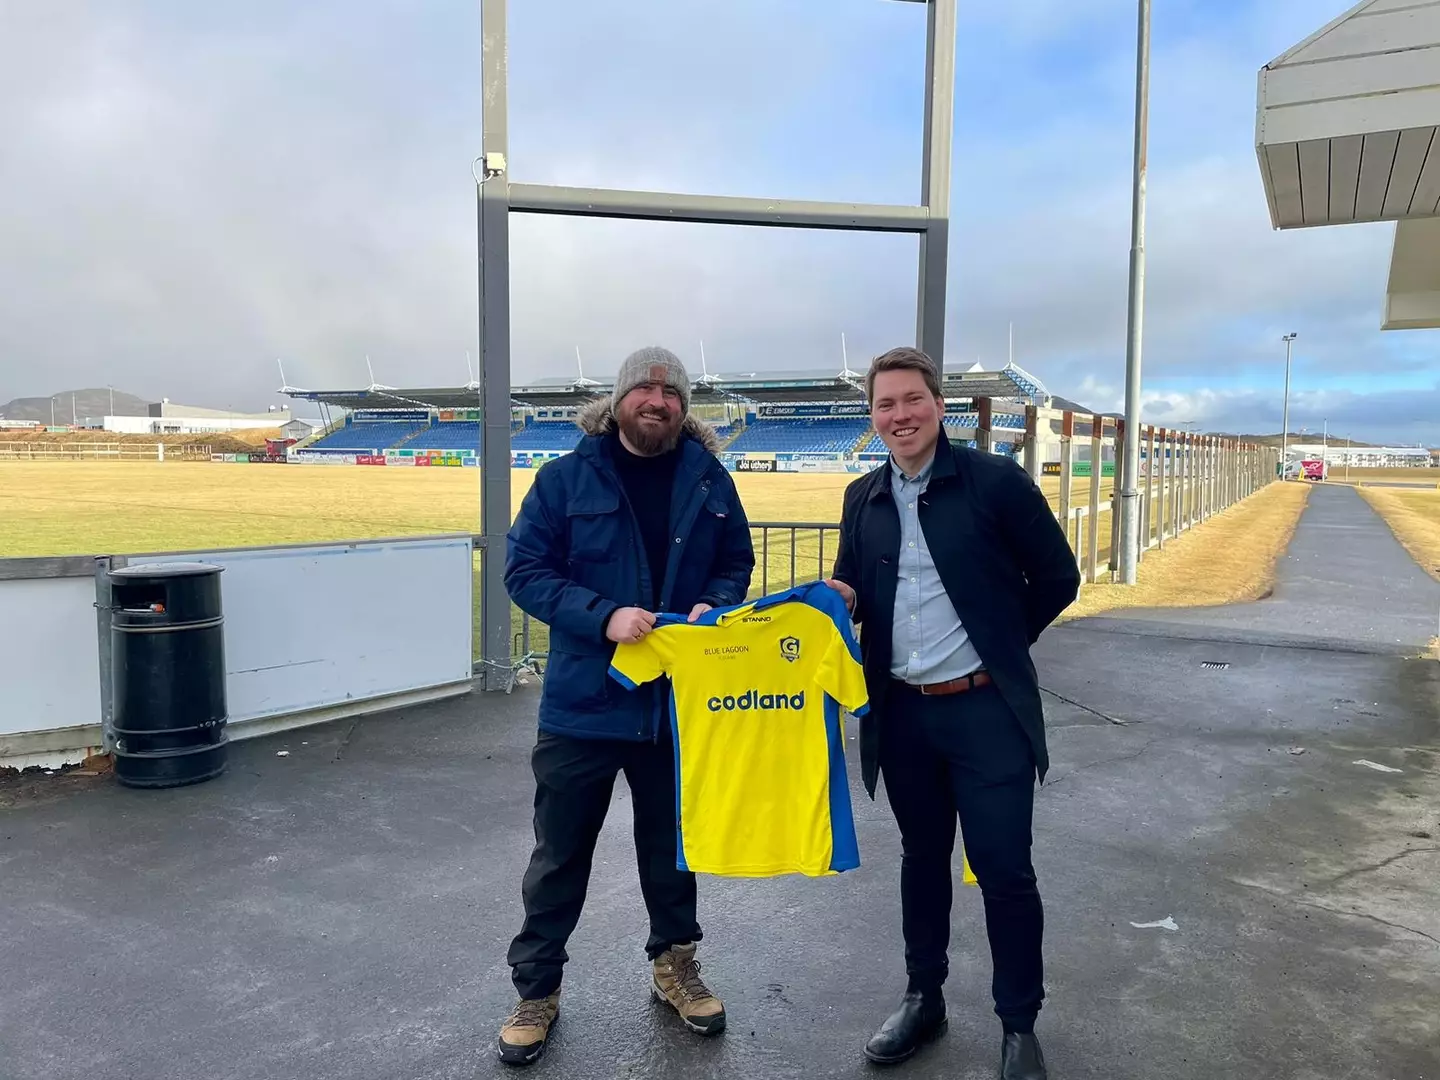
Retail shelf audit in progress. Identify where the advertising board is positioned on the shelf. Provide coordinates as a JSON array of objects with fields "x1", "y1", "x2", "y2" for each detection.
[
  {"x1": 778, "y1": 459, "x2": 851, "y2": 473},
  {"x1": 354, "y1": 409, "x2": 428, "y2": 422},
  {"x1": 291, "y1": 452, "x2": 357, "y2": 466},
  {"x1": 757, "y1": 403, "x2": 868, "y2": 419}
]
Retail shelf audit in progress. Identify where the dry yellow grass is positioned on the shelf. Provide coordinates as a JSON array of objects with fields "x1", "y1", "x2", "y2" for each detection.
[
  {"x1": 1058, "y1": 479, "x2": 1311, "y2": 621},
  {"x1": 1321, "y1": 466, "x2": 1440, "y2": 488},
  {"x1": 0, "y1": 427, "x2": 282, "y2": 452},
  {"x1": 1354, "y1": 486, "x2": 1440, "y2": 583}
]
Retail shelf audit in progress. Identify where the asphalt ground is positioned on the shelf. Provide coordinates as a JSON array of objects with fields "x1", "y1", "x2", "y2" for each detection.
[{"x1": 3, "y1": 482, "x2": 1437, "y2": 1080}]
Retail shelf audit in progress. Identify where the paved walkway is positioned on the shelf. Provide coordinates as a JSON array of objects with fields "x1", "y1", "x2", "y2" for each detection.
[
  {"x1": 1083, "y1": 482, "x2": 1440, "y2": 652},
  {"x1": 2, "y1": 483, "x2": 1437, "y2": 1080}
]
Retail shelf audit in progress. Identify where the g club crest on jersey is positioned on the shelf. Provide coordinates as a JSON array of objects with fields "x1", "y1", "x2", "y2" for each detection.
[{"x1": 779, "y1": 635, "x2": 801, "y2": 663}]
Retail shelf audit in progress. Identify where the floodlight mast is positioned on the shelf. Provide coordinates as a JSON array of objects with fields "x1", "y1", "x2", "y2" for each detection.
[
  {"x1": 1281, "y1": 333, "x2": 1297, "y2": 469},
  {"x1": 475, "y1": 0, "x2": 958, "y2": 688},
  {"x1": 1117, "y1": 0, "x2": 1151, "y2": 587}
]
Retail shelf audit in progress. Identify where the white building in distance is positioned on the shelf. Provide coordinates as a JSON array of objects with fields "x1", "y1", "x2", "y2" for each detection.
[
  {"x1": 1286, "y1": 442, "x2": 1432, "y2": 467},
  {"x1": 84, "y1": 400, "x2": 291, "y2": 435}
]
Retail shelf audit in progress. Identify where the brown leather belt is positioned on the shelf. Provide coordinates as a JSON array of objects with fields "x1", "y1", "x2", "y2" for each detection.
[{"x1": 903, "y1": 670, "x2": 991, "y2": 696}]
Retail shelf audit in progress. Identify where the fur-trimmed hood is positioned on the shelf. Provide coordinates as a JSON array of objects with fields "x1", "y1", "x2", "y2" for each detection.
[{"x1": 574, "y1": 395, "x2": 721, "y2": 454}]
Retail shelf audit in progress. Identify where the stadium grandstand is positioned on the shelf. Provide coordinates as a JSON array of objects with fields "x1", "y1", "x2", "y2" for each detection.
[{"x1": 280, "y1": 361, "x2": 1050, "y2": 473}]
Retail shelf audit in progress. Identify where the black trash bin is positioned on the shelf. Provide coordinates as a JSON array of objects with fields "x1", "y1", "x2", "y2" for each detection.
[{"x1": 108, "y1": 562, "x2": 228, "y2": 789}]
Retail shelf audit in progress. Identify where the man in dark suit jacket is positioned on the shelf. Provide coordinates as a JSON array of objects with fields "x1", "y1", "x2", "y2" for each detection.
[{"x1": 824, "y1": 347, "x2": 1080, "y2": 1079}]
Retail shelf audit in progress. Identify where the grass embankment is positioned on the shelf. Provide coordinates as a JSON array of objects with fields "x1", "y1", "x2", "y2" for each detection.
[
  {"x1": 1355, "y1": 486, "x2": 1440, "y2": 583},
  {"x1": 1322, "y1": 467, "x2": 1439, "y2": 489},
  {"x1": 1059, "y1": 479, "x2": 1311, "y2": 621},
  {"x1": 0, "y1": 428, "x2": 283, "y2": 456}
]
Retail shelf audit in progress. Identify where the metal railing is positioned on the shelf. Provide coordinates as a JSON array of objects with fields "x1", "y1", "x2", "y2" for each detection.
[
  {"x1": 0, "y1": 442, "x2": 216, "y2": 461},
  {"x1": 500, "y1": 522, "x2": 843, "y2": 681}
]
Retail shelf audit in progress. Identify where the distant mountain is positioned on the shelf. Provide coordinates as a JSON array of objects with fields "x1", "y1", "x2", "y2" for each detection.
[
  {"x1": 1225, "y1": 432, "x2": 1380, "y2": 448},
  {"x1": 0, "y1": 388, "x2": 150, "y2": 423}
]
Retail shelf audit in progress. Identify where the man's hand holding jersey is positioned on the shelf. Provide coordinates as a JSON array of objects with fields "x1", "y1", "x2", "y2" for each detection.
[
  {"x1": 606, "y1": 607, "x2": 656, "y2": 644},
  {"x1": 823, "y1": 578, "x2": 857, "y2": 616},
  {"x1": 606, "y1": 603, "x2": 713, "y2": 644}
]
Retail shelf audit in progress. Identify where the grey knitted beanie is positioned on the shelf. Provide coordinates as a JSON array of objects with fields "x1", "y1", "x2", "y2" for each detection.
[{"x1": 612, "y1": 346, "x2": 691, "y2": 415}]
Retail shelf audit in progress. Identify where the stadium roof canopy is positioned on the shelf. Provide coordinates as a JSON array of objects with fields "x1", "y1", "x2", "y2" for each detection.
[
  {"x1": 1255, "y1": 0, "x2": 1440, "y2": 328},
  {"x1": 1256, "y1": 0, "x2": 1440, "y2": 232},
  {"x1": 282, "y1": 362, "x2": 1051, "y2": 411}
]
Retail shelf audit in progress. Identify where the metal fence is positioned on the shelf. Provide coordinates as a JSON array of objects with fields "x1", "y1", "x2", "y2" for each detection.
[
  {"x1": 497, "y1": 417, "x2": 1280, "y2": 679},
  {"x1": 0, "y1": 442, "x2": 216, "y2": 461},
  {"x1": 497, "y1": 521, "x2": 842, "y2": 682}
]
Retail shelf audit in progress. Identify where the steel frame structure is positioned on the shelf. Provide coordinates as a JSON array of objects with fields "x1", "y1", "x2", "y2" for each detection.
[{"x1": 476, "y1": 0, "x2": 957, "y2": 689}]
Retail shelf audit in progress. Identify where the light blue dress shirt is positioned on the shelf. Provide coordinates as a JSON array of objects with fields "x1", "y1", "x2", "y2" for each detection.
[{"x1": 888, "y1": 455, "x2": 984, "y2": 683}]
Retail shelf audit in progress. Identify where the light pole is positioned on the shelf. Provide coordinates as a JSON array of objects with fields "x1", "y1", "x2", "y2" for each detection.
[
  {"x1": 1322, "y1": 417, "x2": 1327, "y2": 479},
  {"x1": 1117, "y1": 0, "x2": 1152, "y2": 586},
  {"x1": 1281, "y1": 333, "x2": 1296, "y2": 474}
]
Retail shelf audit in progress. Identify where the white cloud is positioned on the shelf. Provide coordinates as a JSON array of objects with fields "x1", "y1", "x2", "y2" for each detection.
[{"x1": 0, "y1": 0, "x2": 1433, "y2": 447}]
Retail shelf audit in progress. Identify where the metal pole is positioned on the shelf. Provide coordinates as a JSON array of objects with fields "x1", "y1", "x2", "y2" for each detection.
[
  {"x1": 1117, "y1": 0, "x2": 1150, "y2": 586},
  {"x1": 1281, "y1": 332, "x2": 1296, "y2": 473},
  {"x1": 509, "y1": 184, "x2": 931, "y2": 232},
  {"x1": 478, "y1": 0, "x2": 514, "y2": 690},
  {"x1": 916, "y1": 0, "x2": 956, "y2": 362}
]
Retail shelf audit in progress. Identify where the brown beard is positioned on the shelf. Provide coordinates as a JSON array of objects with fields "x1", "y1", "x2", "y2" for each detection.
[{"x1": 617, "y1": 406, "x2": 683, "y2": 456}]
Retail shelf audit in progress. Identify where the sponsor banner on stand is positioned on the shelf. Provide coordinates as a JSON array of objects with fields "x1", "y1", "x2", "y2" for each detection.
[
  {"x1": 354, "y1": 409, "x2": 428, "y2": 422},
  {"x1": 778, "y1": 459, "x2": 851, "y2": 473},
  {"x1": 757, "y1": 403, "x2": 868, "y2": 419},
  {"x1": 511, "y1": 451, "x2": 565, "y2": 468},
  {"x1": 292, "y1": 451, "x2": 358, "y2": 466}
]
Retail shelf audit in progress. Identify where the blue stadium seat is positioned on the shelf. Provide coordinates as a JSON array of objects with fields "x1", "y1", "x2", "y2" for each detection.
[
  {"x1": 511, "y1": 421, "x2": 582, "y2": 452},
  {"x1": 724, "y1": 418, "x2": 870, "y2": 454},
  {"x1": 307, "y1": 420, "x2": 429, "y2": 452},
  {"x1": 408, "y1": 422, "x2": 482, "y2": 451},
  {"x1": 858, "y1": 412, "x2": 1026, "y2": 455}
]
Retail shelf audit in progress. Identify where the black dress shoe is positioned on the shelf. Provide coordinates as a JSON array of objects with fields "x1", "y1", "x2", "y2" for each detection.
[
  {"x1": 863, "y1": 990, "x2": 947, "y2": 1065},
  {"x1": 1000, "y1": 1031, "x2": 1047, "y2": 1079}
]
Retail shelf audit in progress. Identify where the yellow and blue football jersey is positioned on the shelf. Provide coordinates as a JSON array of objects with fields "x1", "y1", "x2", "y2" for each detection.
[{"x1": 609, "y1": 581, "x2": 868, "y2": 878}]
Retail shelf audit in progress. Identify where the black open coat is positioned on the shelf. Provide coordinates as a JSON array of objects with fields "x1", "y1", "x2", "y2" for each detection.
[{"x1": 830, "y1": 438, "x2": 1081, "y2": 798}]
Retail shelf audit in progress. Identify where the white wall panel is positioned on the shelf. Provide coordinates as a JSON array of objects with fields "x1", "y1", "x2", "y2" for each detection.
[
  {"x1": 0, "y1": 577, "x2": 101, "y2": 738},
  {"x1": 1329, "y1": 134, "x2": 1365, "y2": 222},
  {"x1": 1357, "y1": 130, "x2": 1402, "y2": 218},
  {"x1": 1262, "y1": 87, "x2": 1440, "y2": 146},
  {"x1": 1289, "y1": 5, "x2": 1440, "y2": 64},
  {"x1": 1384, "y1": 128, "x2": 1436, "y2": 216},
  {"x1": 125, "y1": 536, "x2": 474, "y2": 725},
  {"x1": 1412, "y1": 139, "x2": 1440, "y2": 213}
]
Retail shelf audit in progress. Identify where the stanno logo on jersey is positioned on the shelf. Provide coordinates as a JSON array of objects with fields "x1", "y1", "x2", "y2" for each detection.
[
  {"x1": 707, "y1": 689, "x2": 805, "y2": 712},
  {"x1": 779, "y1": 635, "x2": 801, "y2": 663}
]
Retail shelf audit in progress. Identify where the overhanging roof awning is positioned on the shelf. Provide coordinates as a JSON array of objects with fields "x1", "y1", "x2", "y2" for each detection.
[
  {"x1": 284, "y1": 363, "x2": 1051, "y2": 413},
  {"x1": 1383, "y1": 217, "x2": 1440, "y2": 329},
  {"x1": 1256, "y1": 0, "x2": 1440, "y2": 229}
]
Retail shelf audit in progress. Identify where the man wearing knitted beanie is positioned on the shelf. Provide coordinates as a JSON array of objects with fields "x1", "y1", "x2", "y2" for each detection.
[{"x1": 500, "y1": 346, "x2": 755, "y2": 1066}]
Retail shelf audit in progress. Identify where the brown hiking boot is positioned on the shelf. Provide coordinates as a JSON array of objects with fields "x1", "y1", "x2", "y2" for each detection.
[
  {"x1": 496, "y1": 992, "x2": 559, "y2": 1066},
  {"x1": 652, "y1": 943, "x2": 726, "y2": 1035}
]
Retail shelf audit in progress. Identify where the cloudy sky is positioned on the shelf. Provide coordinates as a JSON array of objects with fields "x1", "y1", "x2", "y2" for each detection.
[{"x1": 1, "y1": 0, "x2": 1434, "y2": 445}]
